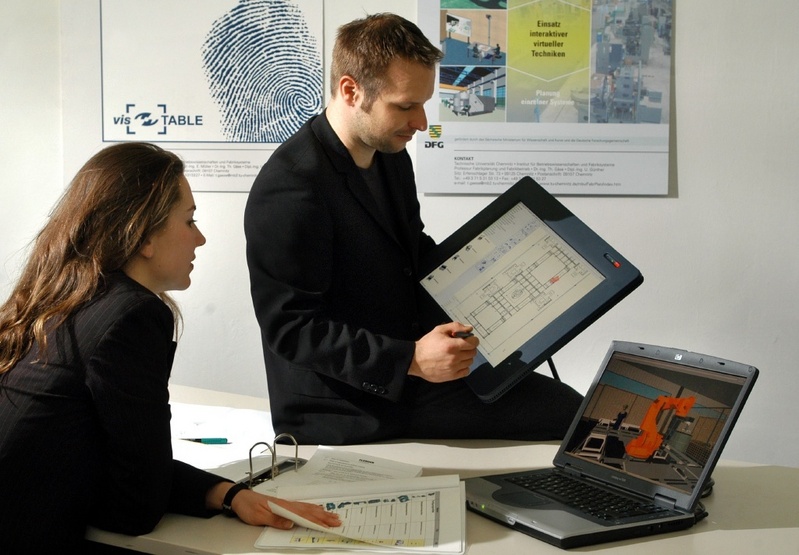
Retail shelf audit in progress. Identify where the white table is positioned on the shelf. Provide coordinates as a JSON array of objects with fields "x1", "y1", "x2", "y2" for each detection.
[{"x1": 86, "y1": 386, "x2": 799, "y2": 554}]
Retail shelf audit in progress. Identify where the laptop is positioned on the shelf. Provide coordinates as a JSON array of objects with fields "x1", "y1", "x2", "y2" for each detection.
[{"x1": 464, "y1": 340, "x2": 759, "y2": 549}]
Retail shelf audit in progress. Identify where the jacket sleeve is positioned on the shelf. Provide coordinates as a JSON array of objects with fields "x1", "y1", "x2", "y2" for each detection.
[
  {"x1": 244, "y1": 145, "x2": 425, "y2": 401},
  {"x1": 168, "y1": 460, "x2": 228, "y2": 518},
  {"x1": 86, "y1": 295, "x2": 224, "y2": 534}
]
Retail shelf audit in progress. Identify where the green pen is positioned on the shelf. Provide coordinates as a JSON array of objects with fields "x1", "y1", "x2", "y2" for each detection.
[{"x1": 183, "y1": 438, "x2": 229, "y2": 445}]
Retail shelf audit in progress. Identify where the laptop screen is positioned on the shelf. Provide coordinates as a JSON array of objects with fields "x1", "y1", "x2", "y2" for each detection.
[{"x1": 560, "y1": 343, "x2": 756, "y2": 500}]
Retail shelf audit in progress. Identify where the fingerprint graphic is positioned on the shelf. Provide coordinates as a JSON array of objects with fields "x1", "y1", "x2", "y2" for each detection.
[{"x1": 202, "y1": 0, "x2": 323, "y2": 143}]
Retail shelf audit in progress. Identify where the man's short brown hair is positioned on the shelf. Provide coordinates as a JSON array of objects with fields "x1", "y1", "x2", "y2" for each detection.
[{"x1": 330, "y1": 13, "x2": 443, "y2": 109}]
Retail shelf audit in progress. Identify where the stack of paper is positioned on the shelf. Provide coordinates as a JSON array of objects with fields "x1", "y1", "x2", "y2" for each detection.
[
  {"x1": 256, "y1": 474, "x2": 466, "y2": 554},
  {"x1": 252, "y1": 446, "x2": 424, "y2": 495}
]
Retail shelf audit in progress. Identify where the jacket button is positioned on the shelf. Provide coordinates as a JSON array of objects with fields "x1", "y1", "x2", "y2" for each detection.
[{"x1": 403, "y1": 267, "x2": 413, "y2": 277}]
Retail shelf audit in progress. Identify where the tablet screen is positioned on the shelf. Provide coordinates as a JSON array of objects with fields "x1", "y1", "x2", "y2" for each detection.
[
  {"x1": 421, "y1": 202, "x2": 605, "y2": 367},
  {"x1": 419, "y1": 176, "x2": 643, "y2": 402}
]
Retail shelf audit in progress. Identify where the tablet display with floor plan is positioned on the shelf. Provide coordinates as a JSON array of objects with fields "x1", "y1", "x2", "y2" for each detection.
[{"x1": 420, "y1": 176, "x2": 643, "y2": 403}]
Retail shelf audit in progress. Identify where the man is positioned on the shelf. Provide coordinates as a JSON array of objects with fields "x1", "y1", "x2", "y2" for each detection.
[{"x1": 244, "y1": 13, "x2": 582, "y2": 444}]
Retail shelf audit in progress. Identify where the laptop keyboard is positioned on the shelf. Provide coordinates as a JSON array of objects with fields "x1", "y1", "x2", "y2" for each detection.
[{"x1": 507, "y1": 472, "x2": 671, "y2": 521}]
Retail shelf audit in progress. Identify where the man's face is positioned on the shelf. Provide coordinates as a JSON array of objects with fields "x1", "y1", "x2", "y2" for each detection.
[{"x1": 351, "y1": 58, "x2": 435, "y2": 155}]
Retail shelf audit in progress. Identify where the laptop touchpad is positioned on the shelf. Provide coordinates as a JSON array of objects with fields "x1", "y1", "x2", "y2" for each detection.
[{"x1": 493, "y1": 490, "x2": 549, "y2": 508}]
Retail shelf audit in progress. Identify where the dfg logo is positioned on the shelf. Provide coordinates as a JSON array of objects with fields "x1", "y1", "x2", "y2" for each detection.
[{"x1": 425, "y1": 125, "x2": 444, "y2": 148}]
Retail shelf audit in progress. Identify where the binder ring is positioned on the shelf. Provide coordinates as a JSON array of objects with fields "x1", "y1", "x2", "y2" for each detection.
[{"x1": 246, "y1": 433, "x2": 300, "y2": 488}]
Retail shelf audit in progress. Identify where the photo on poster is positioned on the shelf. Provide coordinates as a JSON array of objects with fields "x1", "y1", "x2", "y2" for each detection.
[{"x1": 418, "y1": 0, "x2": 674, "y2": 195}]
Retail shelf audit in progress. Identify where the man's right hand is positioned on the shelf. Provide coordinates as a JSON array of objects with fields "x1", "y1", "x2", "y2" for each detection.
[{"x1": 408, "y1": 322, "x2": 479, "y2": 383}]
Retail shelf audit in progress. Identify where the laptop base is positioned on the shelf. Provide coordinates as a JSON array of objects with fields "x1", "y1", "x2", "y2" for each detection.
[{"x1": 466, "y1": 499, "x2": 697, "y2": 549}]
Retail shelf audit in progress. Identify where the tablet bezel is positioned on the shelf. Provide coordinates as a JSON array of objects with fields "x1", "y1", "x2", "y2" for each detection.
[{"x1": 419, "y1": 176, "x2": 644, "y2": 403}]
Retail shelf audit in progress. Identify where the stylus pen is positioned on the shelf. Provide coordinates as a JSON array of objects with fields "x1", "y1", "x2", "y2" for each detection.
[{"x1": 183, "y1": 437, "x2": 229, "y2": 444}]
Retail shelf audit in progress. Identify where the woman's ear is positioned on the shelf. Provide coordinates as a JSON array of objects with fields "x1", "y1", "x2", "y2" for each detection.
[{"x1": 138, "y1": 237, "x2": 155, "y2": 259}]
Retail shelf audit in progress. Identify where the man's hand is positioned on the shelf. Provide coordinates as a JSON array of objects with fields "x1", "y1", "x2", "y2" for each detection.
[{"x1": 408, "y1": 322, "x2": 479, "y2": 383}]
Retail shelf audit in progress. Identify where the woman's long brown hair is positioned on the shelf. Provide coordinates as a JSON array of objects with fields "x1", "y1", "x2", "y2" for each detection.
[{"x1": 0, "y1": 142, "x2": 184, "y2": 375}]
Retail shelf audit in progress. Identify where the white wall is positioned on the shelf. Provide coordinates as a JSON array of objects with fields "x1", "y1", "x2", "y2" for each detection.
[{"x1": 1, "y1": 1, "x2": 797, "y2": 467}]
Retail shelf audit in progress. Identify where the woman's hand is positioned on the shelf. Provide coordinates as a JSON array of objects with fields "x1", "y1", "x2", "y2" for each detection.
[{"x1": 230, "y1": 488, "x2": 341, "y2": 529}]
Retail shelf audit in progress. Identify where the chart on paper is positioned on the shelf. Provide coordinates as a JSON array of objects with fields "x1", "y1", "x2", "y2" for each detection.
[
  {"x1": 289, "y1": 489, "x2": 441, "y2": 547},
  {"x1": 421, "y1": 202, "x2": 604, "y2": 367},
  {"x1": 256, "y1": 475, "x2": 465, "y2": 553}
]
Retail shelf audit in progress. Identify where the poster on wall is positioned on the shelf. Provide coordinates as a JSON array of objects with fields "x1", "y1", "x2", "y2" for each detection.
[
  {"x1": 416, "y1": 0, "x2": 674, "y2": 195},
  {"x1": 61, "y1": 0, "x2": 323, "y2": 192}
]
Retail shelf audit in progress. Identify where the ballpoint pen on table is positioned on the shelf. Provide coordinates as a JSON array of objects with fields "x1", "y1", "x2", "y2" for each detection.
[{"x1": 182, "y1": 437, "x2": 229, "y2": 444}]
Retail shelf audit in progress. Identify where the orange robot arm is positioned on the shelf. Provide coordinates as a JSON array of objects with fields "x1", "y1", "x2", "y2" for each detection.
[{"x1": 625, "y1": 395, "x2": 695, "y2": 460}]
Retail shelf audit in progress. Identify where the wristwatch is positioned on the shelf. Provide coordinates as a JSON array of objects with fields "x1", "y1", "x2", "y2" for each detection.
[{"x1": 221, "y1": 482, "x2": 249, "y2": 517}]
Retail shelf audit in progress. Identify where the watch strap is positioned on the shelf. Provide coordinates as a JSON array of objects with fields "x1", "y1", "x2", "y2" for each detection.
[{"x1": 221, "y1": 482, "x2": 249, "y2": 517}]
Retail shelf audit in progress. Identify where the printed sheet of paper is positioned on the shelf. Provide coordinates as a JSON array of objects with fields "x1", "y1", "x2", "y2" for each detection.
[
  {"x1": 255, "y1": 475, "x2": 465, "y2": 553},
  {"x1": 254, "y1": 446, "x2": 423, "y2": 495}
]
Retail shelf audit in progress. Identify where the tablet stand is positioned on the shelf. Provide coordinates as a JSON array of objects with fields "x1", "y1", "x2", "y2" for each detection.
[{"x1": 547, "y1": 358, "x2": 561, "y2": 381}]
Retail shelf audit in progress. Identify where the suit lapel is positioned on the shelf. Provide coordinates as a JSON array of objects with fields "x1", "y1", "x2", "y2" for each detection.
[
  {"x1": 311, "y1": 113, "x2": 410, "y2": 250},
  {"x1": 345, "y1": 169, "x2": 403, "y2": 246},
  {"x1": 376, "y1": 154, "x2": 414, "y2": 250}
]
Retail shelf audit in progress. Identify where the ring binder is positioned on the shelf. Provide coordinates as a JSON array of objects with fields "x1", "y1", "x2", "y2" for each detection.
[{"x1": 243, "y1": 432, "x2": 305, "y2": 488}]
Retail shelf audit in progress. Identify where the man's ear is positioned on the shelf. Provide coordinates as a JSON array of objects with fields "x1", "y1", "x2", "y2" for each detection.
[{"x1": 338, "y1": 75, "x2": 360, "y2": 106}]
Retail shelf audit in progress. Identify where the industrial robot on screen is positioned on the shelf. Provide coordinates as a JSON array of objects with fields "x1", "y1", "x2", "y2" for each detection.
[{"x1": 625, "y1": 396, "x2": 696, "y2": 460}]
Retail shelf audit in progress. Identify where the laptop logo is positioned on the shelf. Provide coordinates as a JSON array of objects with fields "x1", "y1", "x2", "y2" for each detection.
[{"x1": 674, "y1": 354, "x2": 683, "y2": 361}]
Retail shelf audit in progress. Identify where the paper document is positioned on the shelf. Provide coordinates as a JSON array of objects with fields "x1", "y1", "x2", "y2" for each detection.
[
  {"x1": 254, "y1": 446, "x2": 423, "y2": 495},
  {"x1": 255, "y1": 475, "x2": 465, "y2": 553}
]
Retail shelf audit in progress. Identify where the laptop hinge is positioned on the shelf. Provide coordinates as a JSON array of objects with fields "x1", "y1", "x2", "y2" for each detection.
[
  {"x1": 562, "y1": 465, "x2": 582, "y2": 478},
  {"x1": 653, "y1": 493, "x2": 678, "y2": 510}
]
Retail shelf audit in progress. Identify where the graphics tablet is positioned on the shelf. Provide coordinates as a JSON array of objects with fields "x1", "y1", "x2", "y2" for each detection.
[{"x1": 419, "y1": 176, "x2": 643, "y2": 403}]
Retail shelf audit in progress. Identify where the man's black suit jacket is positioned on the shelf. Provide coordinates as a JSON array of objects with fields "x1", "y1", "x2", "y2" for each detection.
[
  {"x1": 0, "y1": 273, "x2": 223, "y2": 552},
  {"x1": 245, "y1": 112, "x2": 440, "y2": 444}
]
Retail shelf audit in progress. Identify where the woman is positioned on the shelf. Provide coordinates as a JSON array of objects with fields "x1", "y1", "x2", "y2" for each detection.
[{"x1": 0, "y1": 142, "x2": 339, "y2": 553}]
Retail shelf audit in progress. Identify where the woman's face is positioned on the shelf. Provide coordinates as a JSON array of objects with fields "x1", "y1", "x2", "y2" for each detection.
[{"x1": 136, "y1": 176, "x2": 206, "y2": 293}]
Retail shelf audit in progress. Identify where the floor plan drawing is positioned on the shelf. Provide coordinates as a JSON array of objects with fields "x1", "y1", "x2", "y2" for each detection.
[{"x1": 422, "y1": 203, "x2": 604, "y2": 367}]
